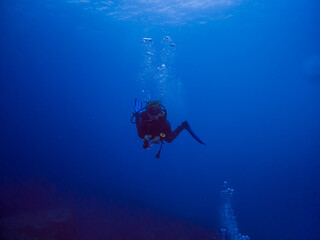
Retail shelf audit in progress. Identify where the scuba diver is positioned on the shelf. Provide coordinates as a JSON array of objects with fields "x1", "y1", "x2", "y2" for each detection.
[{"x1": 131, "y1": 100, "x2": 206, "y2": 158}]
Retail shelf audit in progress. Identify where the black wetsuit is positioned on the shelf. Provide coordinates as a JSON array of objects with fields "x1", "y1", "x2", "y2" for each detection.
[{"x1": 136, "y1": 110, "x2": 187, "y2": 144}]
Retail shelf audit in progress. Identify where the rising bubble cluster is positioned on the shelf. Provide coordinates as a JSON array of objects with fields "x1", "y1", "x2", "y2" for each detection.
[
  {"x1": 220, "y1": 181, "x2": 250, "y2": 240},
  {"x1": 138, "y1": 36, "x2": 182, "y2": 104}
]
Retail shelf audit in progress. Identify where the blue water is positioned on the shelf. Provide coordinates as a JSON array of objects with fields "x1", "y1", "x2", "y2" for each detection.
[{"x1": 1, "y1": 0, "x2": 320, "y2": 239}]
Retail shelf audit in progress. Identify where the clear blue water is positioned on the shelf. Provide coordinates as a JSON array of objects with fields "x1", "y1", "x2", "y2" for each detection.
[{"x1": 1, "y1": 0, "x2": 319, "y2": 239}]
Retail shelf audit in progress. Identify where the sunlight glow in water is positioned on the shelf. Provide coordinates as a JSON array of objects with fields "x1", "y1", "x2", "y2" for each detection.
[{"x1": 67, "y1": 0, "x2": 242, "y2": 24}]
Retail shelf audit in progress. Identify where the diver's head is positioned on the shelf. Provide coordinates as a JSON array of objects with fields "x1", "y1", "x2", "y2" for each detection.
[{"x1": 146, "y1": 101, "x2": 161, "y2": 116}]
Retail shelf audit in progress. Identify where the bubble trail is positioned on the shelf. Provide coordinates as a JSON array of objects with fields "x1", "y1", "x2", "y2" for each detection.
[{"x1": 220, "y1": 181, "x2": 250, "y2": 240}]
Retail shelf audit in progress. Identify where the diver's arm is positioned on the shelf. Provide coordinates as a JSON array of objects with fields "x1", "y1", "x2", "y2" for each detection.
[
  {"x1": 143, "y1": 135, "x2": 150, "y2": 149},
  {"x1": 138, "y1": 124, "x2": 148, "y2": 139},
  {"x1": 136, "y1": 112, "x2": 149, "y2": 139}
]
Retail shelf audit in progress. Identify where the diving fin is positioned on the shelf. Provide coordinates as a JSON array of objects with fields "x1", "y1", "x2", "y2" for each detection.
[{"x1": 184, "y1": 122, "x2": 206, "y2": 145}]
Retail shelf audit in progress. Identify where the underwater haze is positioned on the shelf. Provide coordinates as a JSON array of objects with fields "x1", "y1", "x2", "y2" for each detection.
[{"x1": 1, "y1": 0, "x2": 320, "y2": 239}]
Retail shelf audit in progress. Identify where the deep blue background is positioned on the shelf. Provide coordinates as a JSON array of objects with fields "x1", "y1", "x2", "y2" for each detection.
[{"x1": 1, "y1": 0, "x2": 320, "y2": 239}]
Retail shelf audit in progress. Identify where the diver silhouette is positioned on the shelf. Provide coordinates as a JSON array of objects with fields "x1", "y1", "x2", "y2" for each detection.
[{"x1": 131, "y1": 100, "x2": 206, "y2": 158}]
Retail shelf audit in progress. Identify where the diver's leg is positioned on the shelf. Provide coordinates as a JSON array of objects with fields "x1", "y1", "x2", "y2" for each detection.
[
  {"x1": 166, "y1": 121, "x2": 206, "y2": 145},
  {"x1": 165, "y1": 121, "x2": 188, "y2": 143}
]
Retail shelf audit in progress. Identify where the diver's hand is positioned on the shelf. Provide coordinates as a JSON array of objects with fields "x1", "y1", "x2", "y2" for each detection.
[
  {"x1": 144, "y1": 135, "x2": 151, "y2": 141},
  {"x1": 143, "y1": 140, "x2": 149, "y2": 149}
]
